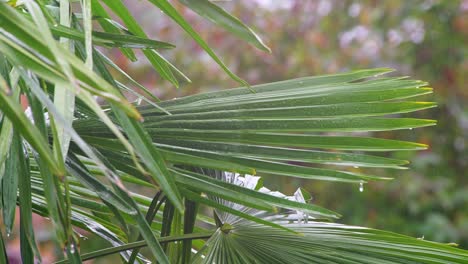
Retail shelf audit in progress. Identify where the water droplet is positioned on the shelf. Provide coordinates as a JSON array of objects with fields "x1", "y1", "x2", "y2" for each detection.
[
  {"x1": 6, "y1": 231, "x2": 11, "y2": 238},
  {"x1": 409, "y1": 128, "x2": 413, "y2": 130},
  {"x1": 359, "y1": 182, "x2": 364, "y2": 192},
  {"x1": 136, "y1": 98, "x2": 142, "y2": 105},
  {"x1": 353, "y1": 166, "x2": 359, "y2": 169},
  {"x1": 70, "y1": 244, "x2": 76, "y2": 254}
]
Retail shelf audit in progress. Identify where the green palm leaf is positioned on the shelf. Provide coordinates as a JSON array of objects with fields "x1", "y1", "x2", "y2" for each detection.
[{"x1": 76, "y1": 70, "x2": 434, "y2": 184}]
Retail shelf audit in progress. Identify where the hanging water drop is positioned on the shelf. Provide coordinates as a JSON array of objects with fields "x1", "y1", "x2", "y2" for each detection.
[
  {"x1": 6, "y1": 231, "x2": 11, "y2": 238},
  {"x1": 409, "y1": 128, "x2": 413, "y2": 130},
  {"x1": 136, "y1": 98, "x2": 142, "y2": 105},
  {"x1": 353, "y1": 166, "x2": 359, "y2": 169},
  {"x1": 359, "y1": 182, "x2": 364, "y2": 192},
  {"x1": 70, "y1": 244, "x2": 76, "y2": 254}
]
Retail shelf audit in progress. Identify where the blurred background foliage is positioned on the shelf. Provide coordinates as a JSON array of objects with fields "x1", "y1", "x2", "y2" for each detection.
[
  {"x1": 116, "y1": 0, "x2": 468, "y2": 249},
  {"x1": 5, "y1": 0, "x2": 467, "y2": 261}
]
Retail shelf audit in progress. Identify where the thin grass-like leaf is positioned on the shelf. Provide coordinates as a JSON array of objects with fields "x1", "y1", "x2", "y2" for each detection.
[
  {"x1": 128, "y1": 191, "x2": 165, "y2": 264},
  {"x1": 66, "y1": 154, "x2": 136, "y2": 214},
  {"x1": 146, "y1": 0, "x2": 248, "y2": 86},
  {"x1": 179, "y1": 0, "x2": 270, "y2": 52},
  {"x1": 55, "y1": 0, "x2": 75, "y2": 159},
  {"x1": 18, "y1": 142, "x2": 41, "y2": 263},
  {"x1": 182, "y1": 198, "x2": 198, "y2": 264},
  {"x1": 99, "y1": 0, "x2": 184, "y2": 87},
  {"x1": 24, "y1": 81, "x2": 68, "y2": 246},
  {"x1": 0, "y1": 67, "x2": 18, "y2": 178},
  {"x1": 173, "y1": 171, "x2": 275, "y2": 212},
  {"x1": 50, "y1": 24, "x2": 176, "y2": 49},
  {"x1": 0, "y1": 230, "x2": 7, "y2": 264},
  {"x1": 114, "y1": 186, "x2": 170, "y2": 264},
  {"x1": 172, "y1": 168, "x2": 339, "y2": 218},
  {"x1": 54, "y1": 233, "x2": 213, "y2": 264},
  {"x1": 82, "y1": 0, "x2": 92, "y2": 69},
  {"x1": 0, "y1": 3, "x2": 141, "y2": 119},
  {"x1": 0, "y1": 75, "x2": 64, "y2": 175},
  {"x1": 88, "y1": 42, "x2": 184, "y2": 212},
  {"x1": 95, "y1": 49, "x2": 163, "y2": 103},
  {"x1": 2, "y1": 131, "x2": 20, "y2": 235},
  {"x1": 18, "y1": 70, "x2": 133, "y2": 208},
  {"x1": 91, "y1": 0, "x2": 137, "y2": 61}
]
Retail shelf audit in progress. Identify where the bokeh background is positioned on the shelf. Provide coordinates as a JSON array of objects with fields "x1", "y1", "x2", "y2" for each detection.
[{"x1": 5, "y1": 0, "x2": 468, "y2": 262}]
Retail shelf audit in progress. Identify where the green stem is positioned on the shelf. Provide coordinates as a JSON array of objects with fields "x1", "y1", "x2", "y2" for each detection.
[{"x1": 54, "y1": 232, "x2": 213, "y2": 263}]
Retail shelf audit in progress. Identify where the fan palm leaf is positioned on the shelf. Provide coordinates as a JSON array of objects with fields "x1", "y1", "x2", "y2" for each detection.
[{"x1": 191, "y1": 172, "x2": 468, "y2": 264}]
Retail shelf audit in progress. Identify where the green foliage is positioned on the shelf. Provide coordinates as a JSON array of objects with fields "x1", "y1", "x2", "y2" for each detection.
[
  {"x1": 0, "y1": 0, "x2": 466, "y2": 263},
  {"x1": 146, "y1": 0, "x2": 467, "y2": 249}
]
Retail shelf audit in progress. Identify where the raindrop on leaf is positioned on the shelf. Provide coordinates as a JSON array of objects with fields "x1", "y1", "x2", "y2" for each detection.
[
  {"x1": 70, "y1": 244, "x2": 76, "y2": 254},
  {"x1": 359, "y1": 182, "x2": 364, "y2": 192}
]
